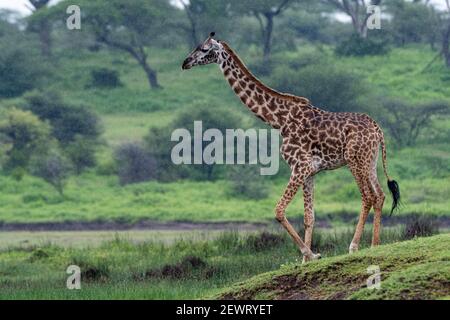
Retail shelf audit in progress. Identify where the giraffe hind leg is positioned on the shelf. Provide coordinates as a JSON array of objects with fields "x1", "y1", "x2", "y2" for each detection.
[
  {"x1": 348, "y1": 168, "x2": 374, "y2": 253},
  {"x1": 302, "y1": 176, "x2": 315, "y2": 263},
  {"x1": 370, "y1": 169, "x2": 385, "y2": 247}
]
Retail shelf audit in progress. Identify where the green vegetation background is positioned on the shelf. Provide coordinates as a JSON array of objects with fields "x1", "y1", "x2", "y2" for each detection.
[{"x1": 0, "y1": 46, "x2": 449, "y2": 224}]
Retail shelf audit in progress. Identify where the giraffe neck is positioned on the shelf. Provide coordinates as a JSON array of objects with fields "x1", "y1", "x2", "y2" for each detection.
[{"x1": 218, "y1": 42, "x2": 317, "y2": 130}]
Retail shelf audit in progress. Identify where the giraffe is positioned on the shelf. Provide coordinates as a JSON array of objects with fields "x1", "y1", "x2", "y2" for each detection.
[{"x1": 182, "y1": 32, "x2": 400, "y2": 262}]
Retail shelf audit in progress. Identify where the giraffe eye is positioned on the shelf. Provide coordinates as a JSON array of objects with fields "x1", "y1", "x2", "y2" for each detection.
[{"x1": 200, "y1": 48, "x2": 209, "y2": 53}]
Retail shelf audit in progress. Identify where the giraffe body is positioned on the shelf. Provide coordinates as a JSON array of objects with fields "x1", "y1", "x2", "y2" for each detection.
[{"x1": 182, "y1": 33, "x2": 400, "y2": 262}]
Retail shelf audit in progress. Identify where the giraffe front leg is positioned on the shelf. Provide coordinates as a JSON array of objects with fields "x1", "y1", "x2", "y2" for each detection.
[
  {"x1": 302, "y1": 176, "x2": 315, "y2": 264},
  {"x1": 275, "y1": 170, "x2": 320, "y2": 262}
]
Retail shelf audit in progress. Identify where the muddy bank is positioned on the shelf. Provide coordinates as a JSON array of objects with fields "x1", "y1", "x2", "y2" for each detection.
[
  {"x1": 0, "y1": 214, "x2": 448, "y2": 231},
  {"x1": 0, "y1": 220, "x2": 270, "y2": 232}
]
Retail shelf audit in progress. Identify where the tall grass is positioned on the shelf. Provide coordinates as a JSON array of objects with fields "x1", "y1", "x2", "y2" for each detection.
[{"x1": 0, "y1": 227, "x2": 423, "y2": 299}]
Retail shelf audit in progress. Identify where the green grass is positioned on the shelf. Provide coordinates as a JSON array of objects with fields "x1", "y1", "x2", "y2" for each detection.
[
  {"x1": 0, "y1": 165, "x2": 449, "y2": 225},
  {"x1": 0, "y1": 227, "x2": 419, "y2": 300},
  {"x1": 214, "y1": 233, "x2": 450, "y2": 300}
]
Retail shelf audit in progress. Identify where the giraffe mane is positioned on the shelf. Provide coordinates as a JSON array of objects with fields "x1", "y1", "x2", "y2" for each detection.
[{"x1": 219, "y1": 41, "x2": 310, "y2": 105}]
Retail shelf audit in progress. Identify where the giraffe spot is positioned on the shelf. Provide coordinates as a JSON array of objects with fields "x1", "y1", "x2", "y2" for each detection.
[
  {"x1": 268, "y1": 100, "x2": 277, "y2": 111},
  {"x1": 255, "y1": 94, "x2": 264, "y2": 105},
  {"x1": 248, "y1": 83, "x2": 255, "y2": 90},
  {"x1": 228, "y1": 76, "x2": 237, "y2": 84},
  {"x1": 240, "y1": 94, "x2": 248, "y2": 103}
]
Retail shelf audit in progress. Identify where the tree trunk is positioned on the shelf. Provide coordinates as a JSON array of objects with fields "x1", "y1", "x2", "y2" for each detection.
[
  {"x1": 38, "y1": 20, "x2": 52, "y2": 57},
  {"x1": 262, "y1": 13, "x2": 274, "y2": 65},
  {"x1": 139, "y1": 58, "x2": 161, "y2": 89},
  {"x1": 443, "y1": 23, "x2": 450, "y2": 68}
]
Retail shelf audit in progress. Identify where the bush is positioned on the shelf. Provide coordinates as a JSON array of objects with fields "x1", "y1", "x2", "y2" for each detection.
[
  {"x1": 29, "y1": 148, "x2": 72, "y2": 196},
  {"x1": 379, "y1": 99, "x2": 450, "y2": 147},
  {"x1": 335, "y1": 34, "x2": 390, "y2": 57},
  {"x1": 64, "y1": 136, "x2": 98, "y2": 174},
  {"x1": 70, "y1": 255, "x2": 110, "y2": 282},
  {"x1": 226, "y1": 166, "x2": 270, "y2": 200},
  {"x1": 144, "y1": 105, "x2": 243, "y2": 181},
  {"x1": 89, "y1": 68, "x2": 122, "y2": 89},
  {"x1": 402, "y1": 215, "x2": 439, "y2": 240},
  {"x1": 22, "y1": 91, "x2": 102, "y2": 173},
  {"x1": 115, "y1": 142, "x2": 157, "y2": 185},
  {"x1": 0, "y1": 17, "x2": 47, "y2": 98},
  {"x1": 271, "y1": 63, "x2": 368, "y2": 112},
  {"x1": 0, "y1": 108, "x2": 51, "y2": 171},
  {"x1": 242, "y1": 232, "x2": 285, "y2": 251}
]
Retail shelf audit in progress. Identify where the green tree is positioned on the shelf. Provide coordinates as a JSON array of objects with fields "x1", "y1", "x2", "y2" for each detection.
[
  {"x1": 387, "y1": 0, "x2": 440, "y2": 47},
  {"x1": 22, "y1": 91, "x2": 102, "y2": 173},
  {"x1": 379, "y1": 99, "x2": 450, "y2": 147},
  {"x1": 229, "y1": 0, "x2": 299, "y2": 64},
  {"x1": 30, "y1": 148, "x2": 71, "y2": 196},
  {"x1": 322, "y1": 0, "x2": 382, "y2": 38},
  {"x1": 145, "y1": 105, "x2": 243, "y2": 181},
  {"x1": 0, "y1": 12, "x2": 46, "y2": 98},
  {"x1": 271, "y1": 62, "x2": 368, "y2": 112},
  {"x1": 61, "y1": 0, "x2": 176, "y2": 89},
  {"x1": 179, "y1": 0, "x2": 235, "y2": 47},
  {"x1": 0, "y1": 108, "x2": 51, "y2": 172},
  {"x1": 26, "y1": 0, "x2": 53, "y2": 57}
]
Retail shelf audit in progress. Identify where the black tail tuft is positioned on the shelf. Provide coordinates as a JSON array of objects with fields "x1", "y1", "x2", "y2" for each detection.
[{"x1": 387, "y1": 179, "x2": 401, "y2": 216}]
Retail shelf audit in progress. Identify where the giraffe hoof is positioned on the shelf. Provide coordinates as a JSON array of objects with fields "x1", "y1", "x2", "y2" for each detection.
[
  {"x1": 349, "y1": 243, "x2": 358, "y2": 254},
  {"x1": 302, "y1": 253, "x2": 321, "y2": 264}
]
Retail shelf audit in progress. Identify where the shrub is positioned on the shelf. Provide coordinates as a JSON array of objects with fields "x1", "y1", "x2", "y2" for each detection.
[
  {"x1": 89, "y1": 68, "x2": 122, "y2": 89},
  {"x1": 22, "y1": 91, "x2": 102, "y2": 173},
  {"x1": 402, "y1": 215, "x2": 439, "y2": 240},
  {"x1": 144, "y1": 105, "x2": 243, "y2": 181},
  {"x1": 22, "y1": 91, "x2": 102, "y2": 144},
  {"x1": 242, "y1": 232, "x2": 285, "y2": 251},
  {"x1": 0, "y1": 18, "x2": 47, "y2": 98},
  {"x1": 379, "y1": 99, "x2": 450, "y2": 147},
  {"x1": 64, "y1": 136, "x2": 98, "y2": 174},
  {"x1": 141, "y1": 256, "x2": 216, "y2": 280},
  {"x1": 0, "y1": 108, "x2": 51, "y2": 171},
  {"x1": 226, "y1": 166, "x2": 270, "y2": 200},
  {"x1": 70, "y1": 255, "x2": 110, "y2": 282},
  {"x1": 271, "y1": 63, "x2": 368, "y2": 112},
  {"x1": 115, "y1": 142, "x2": 157, "y2": 185},
  {"x1": 29, "y1": 148, "x2": 72, "y2": 196},
  {"x1": 335, "y1": 33, "x2": 390, "y2": 57}
]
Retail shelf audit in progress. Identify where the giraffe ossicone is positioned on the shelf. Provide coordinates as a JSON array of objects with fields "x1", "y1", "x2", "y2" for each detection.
[{"x1": 182, "y1": 33, "x2": 400, "y2": 262}]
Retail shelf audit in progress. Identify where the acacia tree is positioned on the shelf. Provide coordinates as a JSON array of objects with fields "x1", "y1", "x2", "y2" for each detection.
[
  {"x1": 26, "y1": 0, "x2": 52, "y2": 57},
  {"x1": 420, "y1": 0, "x2": 450, "y2": 69},
  {"x1": 71, "y1": 0, "x2": 175, "y2": 89},
  {"x1": 380, "y1": 100, "x2": 450, "y2": 147},
  {"x1": 323, "y1": 0, "x2": 382, "y2": 38},
  {"x1": 230, "y1": 0, "x2": 297, "y2": 64},
  {"x1": 179, "y1": 0, "x2": 234, "y2": 48},
  {"x1": 441, "y1": 0, "x2": 450, "y2": 67}
]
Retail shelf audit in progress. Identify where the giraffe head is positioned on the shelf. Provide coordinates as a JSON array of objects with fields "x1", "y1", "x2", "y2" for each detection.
[{"x1": 182, "y1": 32, "x2": 223, "y2": 70}]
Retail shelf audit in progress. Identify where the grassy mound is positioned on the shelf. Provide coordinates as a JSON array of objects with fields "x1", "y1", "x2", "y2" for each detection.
[{"x1": 214, "y1": 234, "x2": 450, "y2": 300}]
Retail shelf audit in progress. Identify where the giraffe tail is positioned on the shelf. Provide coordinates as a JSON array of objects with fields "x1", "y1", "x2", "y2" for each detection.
[{"x1": 380, "y1": 135, "x2": 401, "y2": 215}]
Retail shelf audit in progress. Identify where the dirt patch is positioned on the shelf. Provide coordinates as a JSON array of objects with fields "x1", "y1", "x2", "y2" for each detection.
[{"x1": 138, "y1": 256, "x2": 219, "y2": 280}]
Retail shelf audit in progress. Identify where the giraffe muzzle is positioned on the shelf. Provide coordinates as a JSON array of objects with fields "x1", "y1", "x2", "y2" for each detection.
[{"x1": 182, "y1": 58, "x2": 193, "y2": 70}]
